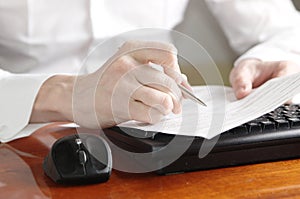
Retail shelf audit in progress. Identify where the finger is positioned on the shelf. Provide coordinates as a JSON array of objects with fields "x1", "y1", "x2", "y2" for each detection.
[
  {"x1": 230, "y1": 65, "x2": 255, "y2": 99},
  {"x1": 129, "y1": 100, "x2": 165, "y2": 124},
  {"x1": 149, "y1": 63, "x2": 192, "y2": 93},
  {"x1": 120, "y1": 40, "x2": 180, "y2": 73},
  {"x1": 270, "y1": 61, "x2": 300, "y2": 78},
  {"x1": 132, "y1": 85, "x2": 174, "y2": 115},
  {"x1": 164, "y1": 67, "x2": 191, "y2": 87},
  {"x1": 134, "y1": 65, "x2": 182, "y2": 114},
  {"x1": 251, "y1": 61, "x2": 277, "y2": 87},
  {"x1": 177, "y1": 73, "x2": 193, "y2": 99},
  {"x1": 181, "y1": 73, "x2": 188, "y2": 82},
  {"x1": 119, "y1": 41, "x2": 188, "y2": 95},
  {"x1": 244, "y1": 61, "x2": 297, "y2": 87},
  {"x1": 180, "y1": 73, "x2": 193, "y2": 93}
]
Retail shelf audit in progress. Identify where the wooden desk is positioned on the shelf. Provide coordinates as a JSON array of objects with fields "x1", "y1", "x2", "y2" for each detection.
[{"x1": 1, "y1": 124, "x2": 300, "y2": 199}]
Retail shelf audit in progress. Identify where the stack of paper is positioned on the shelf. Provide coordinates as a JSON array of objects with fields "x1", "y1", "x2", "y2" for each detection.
[{"x1": 119, "y1": 73, "x2": 300, "y2": 139}]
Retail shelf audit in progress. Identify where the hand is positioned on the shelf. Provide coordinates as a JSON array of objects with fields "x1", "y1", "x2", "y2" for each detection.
[
  {"x1": 230, "y1": 59, "x2": 300, "y2": 99},
  {"x1": 32, "y1": 41, "x2": 190, "y2": 128},
  {"x1": 72, "y1": 40, "x2": 190, "y2": 128}
]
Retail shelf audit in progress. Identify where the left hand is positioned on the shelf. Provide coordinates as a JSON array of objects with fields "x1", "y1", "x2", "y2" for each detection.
[{"x1": 230, "y1": 59, "x2": 300, "y2": 99}]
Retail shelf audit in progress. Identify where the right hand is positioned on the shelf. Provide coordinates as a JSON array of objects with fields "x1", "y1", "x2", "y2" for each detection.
[
  {"x1": 72, "y1": 40, "x2": 190, "y2": 129},
  {"x1": 230, "y1": 59, "x2": 300, "y2": 99}
]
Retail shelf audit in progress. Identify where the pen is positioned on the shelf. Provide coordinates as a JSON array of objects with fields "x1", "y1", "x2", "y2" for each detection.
[
  {"x1": 148, "y1": 62, "x2": 207, "y2": 106},
  {"x1": 177, "y1": 84, "x2": 207, "y2": 107}
]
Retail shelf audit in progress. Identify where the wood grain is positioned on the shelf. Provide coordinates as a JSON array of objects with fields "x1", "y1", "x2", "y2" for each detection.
[{"x1": 1, "y1": 124, "x2": 300, "y2": 199}]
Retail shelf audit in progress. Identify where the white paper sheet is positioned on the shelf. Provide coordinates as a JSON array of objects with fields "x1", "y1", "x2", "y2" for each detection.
[{"x1": 119, "y1": 73, "x2": 300, "y2": 139}]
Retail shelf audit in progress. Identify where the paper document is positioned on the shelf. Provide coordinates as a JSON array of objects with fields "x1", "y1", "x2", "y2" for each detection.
[{"x1": 119, "y1": 73, "x2": 300, "y2": 139}]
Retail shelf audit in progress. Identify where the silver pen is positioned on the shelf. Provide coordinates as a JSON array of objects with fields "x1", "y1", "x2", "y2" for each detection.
[{"x1": 177, "y1": 84, "x2": 207, "y2": 107}]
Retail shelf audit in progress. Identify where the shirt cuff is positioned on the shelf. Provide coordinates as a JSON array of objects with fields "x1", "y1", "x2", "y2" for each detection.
[{"x1": 0, "y1": 74, "x2": 53, "y2": 143}]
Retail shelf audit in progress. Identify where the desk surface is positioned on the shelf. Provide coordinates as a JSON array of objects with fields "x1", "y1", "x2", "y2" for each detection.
[{"x1": 1, "y1": 124, "x2": 300, "y2": 199}]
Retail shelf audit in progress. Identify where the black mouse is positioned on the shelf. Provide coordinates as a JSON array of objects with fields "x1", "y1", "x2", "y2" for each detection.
[{"x1": 43, "y1": 134, "x2": 112, "y2": 184}]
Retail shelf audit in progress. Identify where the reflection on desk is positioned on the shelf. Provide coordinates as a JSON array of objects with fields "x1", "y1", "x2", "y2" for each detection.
[{"x1": 1, "y1": 123, "x2": 300, "y2": 199}]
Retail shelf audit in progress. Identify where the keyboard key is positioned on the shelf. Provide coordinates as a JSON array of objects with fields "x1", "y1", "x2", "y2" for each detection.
[
  {"x1": 267, "y1": 112, "x2": 283, "y2": 117},
  {"x1": 267, "y1": 115, "x2": 285, "y2": 121},
  {"x1": 274, "y1": 119, "x2": 290, "y2": 130},
  {"x1": 285, "y1": 104, "x2": 299, "y2": 111},
  {"x1": 260, "y1": 121, "x2": 276, "y2": 132},
  {"x1": 288, "y1": 118, "x2": 300, "y2": 128},
  {"x1": 221, "y1": 130, "x2": 233, "y2": 136},
  {"x1": 232, "y1": 125, "x2": 248, "y2": 134},
  {"x1": 282, "y1": 110, "x2": 297, "y2": 114},
  {"x1": 282, "y1": 110, "x2": 300, "y2": 118},
  {"x1": 285, "y1": 114, "x2": 300, "y2": 119},
  {"x1": 252, "y1": 117, "x2": 269, "y2": 123},
  {"x1": 246, "y1": 122, "x2": 262, "y2": 133},
  {"x1": 274, "y1": 107, "x2": 284, "y2": 114}
]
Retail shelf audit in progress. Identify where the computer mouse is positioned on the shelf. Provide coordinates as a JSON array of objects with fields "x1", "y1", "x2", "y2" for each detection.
[{"x1": 43, "y1": 134, "x2": 112, "y2": 184}]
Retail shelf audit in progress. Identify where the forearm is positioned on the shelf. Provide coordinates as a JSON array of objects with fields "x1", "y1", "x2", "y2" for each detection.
[{"x1": 30, "y1": 75, "x2": 75, "y2": 123}]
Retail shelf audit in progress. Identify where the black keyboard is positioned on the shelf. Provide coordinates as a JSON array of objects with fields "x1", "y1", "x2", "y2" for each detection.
[{"x1": 105, "y1": 104, "x2": 300, "y2": 175}]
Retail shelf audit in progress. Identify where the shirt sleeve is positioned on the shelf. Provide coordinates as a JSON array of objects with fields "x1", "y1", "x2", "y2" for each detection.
[
  {"x1": 205, "y1": 0, "x2": 300, "y2": 66},
  {"x1": 0, "y1": 69, "x2": 52, "y2": 143}
]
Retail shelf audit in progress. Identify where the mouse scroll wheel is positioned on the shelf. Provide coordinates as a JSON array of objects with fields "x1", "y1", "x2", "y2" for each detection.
[{"x1": 78, "y1": 150, "x2": 87, "y2": 165}]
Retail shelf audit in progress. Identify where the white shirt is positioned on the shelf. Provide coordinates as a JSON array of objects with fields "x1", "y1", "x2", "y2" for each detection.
[
  {"x1": 1, "y1": 0, "x2": 300, "y2": 142},
  {"x1": 206, "y1": 0, "x2": 300, "y2": 65}
]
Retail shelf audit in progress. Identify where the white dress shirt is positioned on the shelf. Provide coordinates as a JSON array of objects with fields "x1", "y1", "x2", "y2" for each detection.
[
  {"x1": 206, "y1": 0, "x2": 300, "y2": 65},
  {"x1": 1, "y1": 0, "x2": 300, "y2": 142}
]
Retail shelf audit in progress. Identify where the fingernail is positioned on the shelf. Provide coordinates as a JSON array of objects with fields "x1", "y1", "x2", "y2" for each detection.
[
  {"x1": 237, "y1": 84, "x2": 250, "y2": 98},
  {"x1": 175, "y1": 75, "x2": 183, "y2": 84},
  {"x1": 240, "y1": 83, "x2": 250, "y2": 91},
  {"x1": 180, "y1": 80, "x2": 193, "y2": 92}
]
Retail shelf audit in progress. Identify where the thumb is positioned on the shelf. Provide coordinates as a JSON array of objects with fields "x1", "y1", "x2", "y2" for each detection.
[
  {"x1": 230, "y1": 61, "x2": 258, "y2": 99},
  {"x1": 231, "y1": 75, "x2": 253, "y2": 99}
]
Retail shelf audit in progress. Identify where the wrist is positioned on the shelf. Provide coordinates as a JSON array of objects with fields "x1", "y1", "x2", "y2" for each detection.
[{"x1": 30, "y1": 75, "x2": 75, "y2": 123}]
